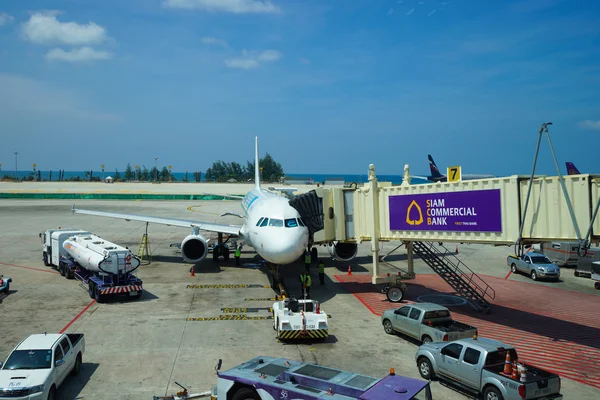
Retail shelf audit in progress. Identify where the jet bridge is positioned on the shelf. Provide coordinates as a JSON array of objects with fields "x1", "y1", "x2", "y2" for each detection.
[{"x1": 290, "y1": 165, "x2": 600, "y2": 310}]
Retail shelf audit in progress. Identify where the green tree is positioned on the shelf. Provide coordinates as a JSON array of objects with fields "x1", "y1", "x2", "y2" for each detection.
[
  {"x1": 141, "y1": 165, "x2": 149, "y2": 181},
  {"x1": 205, "y1": 167, "x2": 213, "y2": 182},
  {"x1": 114, "y1": 169, "x2": 121, "y2": 181},
  {"x1": 160, "y1": 166, "x2": 170, "y2": 181},
  {"x1": 124, "y1": 164, "x2": 133, "y2": 181},
  {"x1": 260, "y1": 153, "x2": 284, "y2": 182}
]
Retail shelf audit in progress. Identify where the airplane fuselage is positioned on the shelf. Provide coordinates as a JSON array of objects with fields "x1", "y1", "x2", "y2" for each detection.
[{"x1": 238, "y1": 188, "x2": 309, "y2": 265}]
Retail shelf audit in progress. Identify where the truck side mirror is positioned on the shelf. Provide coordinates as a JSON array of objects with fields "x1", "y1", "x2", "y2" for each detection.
[
  {"x1": 0, "y1": 361, "x2": 3, "y2": 368},
  {"x1": 55, "y1": 359, "x2": 65, "y2": 367}
]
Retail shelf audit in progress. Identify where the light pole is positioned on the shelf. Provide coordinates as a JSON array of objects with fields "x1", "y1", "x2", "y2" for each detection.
[
  {"x1": 14, "y1": 152, "x2": 18, "y2": 181},
  {"x1": 154, "y1": 157, "x2": 158, "y2": 182}
]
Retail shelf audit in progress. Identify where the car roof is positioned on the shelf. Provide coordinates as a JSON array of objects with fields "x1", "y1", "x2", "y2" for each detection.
[
  {"x1": 16, "y1": 334, "x2": 63, "y2": 350},
  {"x1": 457, "y1": 337, "x2": 514, "y2": 352},
  {"x1": 401, "y1": 303, "x2": 449, "y2": 312},
  {"x1": 526, "y1": 252, "x2": 546, "y2": 257}
]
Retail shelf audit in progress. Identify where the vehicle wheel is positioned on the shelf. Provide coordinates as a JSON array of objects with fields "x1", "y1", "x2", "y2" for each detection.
[
  {"x1": 574, "y1": 270, "x2": 580, "y2": 277},
  {"x1": 94, "y1": 285, "x2": 105, "y2": 303},
  {"x1": 422, "y1": 335, "x2": 433, "y2": 344},
  {"x1": 232, "y1": 387, "x2": 260, "y2": 400},
  {"x1": 59, "y1": 262, "x2": 65, "y2": 277},
  {"x1": 417, "y1": 357, "x2": 434, "y2": 380},
  {"x1": 483, "y1": 386, "x2": 504, "y2": 400},
  {"x1": 382, "y1": 319, "x2": 394, "y2": 335},
  {"x1": 386, "y1": 286, "x2": 404, "y2": 303},
  {"x1": 71, "y1": 353, "x2": 82, "y2": 376},
  {"x1": 47, "y1": 385, "x2": 56, "y2": 400},
  {"x1": 3, "y1": 282, "x2": 9, "y2": 294},
  {"x1": 88, "y1": 282, "x2": 94, "y2": 299},
  {"x1": 511, "y1": 263, "x2": 517, "y2": 273},
  {"x1": 595, "y1": 282, "x2": 600, "y2": 290},
  {"x1": 531, "y1": 270, "x2": 537, "y2": 281},
  {"x1": 43, "y1": 252, "x2": 49, "y2": 266}
]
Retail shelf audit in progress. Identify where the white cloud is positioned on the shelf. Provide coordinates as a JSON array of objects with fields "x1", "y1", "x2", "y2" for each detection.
[
  {"x1": 578, "y1": 120, "x2": 600, "y2": 130},
  {"x1": 0, "y1": 73, "x2": 118, "y2": 121},
  {"x1": 163, "y1": 0, "x2": 280, "y2": 14},
  {"x1": 0, "y1": 12, "x2": 14, "y2": 26},
  {"x1": 22, "y1": 12, "x2": 108, "y2": 45},
  {"x1": 45, "y1": 47, "x2": 112, "y2": 63},
  {"x1": 387, "y1": 8, "x2": 394, "y2": 15},
  {"x1": 225, "y1": 49, "x2": 282, "y2": 69},
  {"x1": 406, "y1": 8, "x2": 415, "y2": 15},
  {"x1": 201, "y1": 36, "x2": 228, "y2": 47},
  {"x1": 299, "y1": 57, "x2": 311, "y2": 65}
]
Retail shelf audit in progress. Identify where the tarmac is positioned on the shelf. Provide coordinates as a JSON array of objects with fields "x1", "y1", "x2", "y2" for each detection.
[{"x1": 0, "y1": 191, "x2": 598, "y2": 399}]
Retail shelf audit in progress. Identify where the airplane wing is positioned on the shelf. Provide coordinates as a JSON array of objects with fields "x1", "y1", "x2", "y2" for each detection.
[{"x1": 72, "y1": 206, "x2": 241, "y2": 236}]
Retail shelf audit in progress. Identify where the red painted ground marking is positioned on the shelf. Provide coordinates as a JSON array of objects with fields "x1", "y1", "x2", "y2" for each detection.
[
  {"x1": 504, "y1": 270, "x2": 512, "y2": 279},
  {"x1": 0, "y1": 261, "x2": 59, "y2": 274},
  {"x1": 59, "y1": 300, "x2": 96, "y2": 334},
  {"x1": 334, "y1": 273, "x2": 600, "y2": 390}
]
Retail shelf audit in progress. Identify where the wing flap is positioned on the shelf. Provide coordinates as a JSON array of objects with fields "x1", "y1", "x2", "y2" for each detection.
[{"x1": 72, "y1": 208, "x2": 241, "y2": 236}]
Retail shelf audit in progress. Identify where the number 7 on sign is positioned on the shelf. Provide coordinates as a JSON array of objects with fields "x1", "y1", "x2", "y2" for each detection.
[{"x1": 447, "y1": 166, "x2": 461, "y2": 182}]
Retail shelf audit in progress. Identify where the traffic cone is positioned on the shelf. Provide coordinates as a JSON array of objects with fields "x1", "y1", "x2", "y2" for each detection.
[
  {"x1": 511, "y1": 360, "x2": 518, "y2": 379},
  {"x1": 519, "y1": 364, "x2": 527, "y2": 382},
  {"x1": 503, "y1": 352, "x2": 512, "y2": 375},
  {"x1": 455, "y1": 245, "x2": 459, "y2": 254},
  {"x1": 347, "y1": 265, "x2": 352, "y2": 275},
  {"x1": 190, "y1": 266, "x2": 195, "y2": 277}
]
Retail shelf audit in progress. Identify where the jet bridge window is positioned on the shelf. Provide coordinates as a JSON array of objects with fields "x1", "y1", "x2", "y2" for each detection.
[
  {"x1": 269, "y1": 219, "x2": 284, "y2": 227},
  {"x1": 285, "y1": 218, "x2": 298, "y2": 228}
]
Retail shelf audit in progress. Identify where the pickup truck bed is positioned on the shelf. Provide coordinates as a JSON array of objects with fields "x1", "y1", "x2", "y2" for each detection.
[
  {"x1": 66, "y1": 333, "x2": 84, "y2": 348},
  {"x1": 426, "y1": 320, "x2": 475, "y2": 332}
]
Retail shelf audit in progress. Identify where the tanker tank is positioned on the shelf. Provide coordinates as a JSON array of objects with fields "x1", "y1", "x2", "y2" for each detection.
[{"x1": 63, "y1": 234, "x2": 140, "y2": 275}]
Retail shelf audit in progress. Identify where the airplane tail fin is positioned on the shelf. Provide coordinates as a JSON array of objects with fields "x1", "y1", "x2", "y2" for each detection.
[
  {"x1": 255, "y1": 136, "x2": 261, "y2": 191},
  {"x1": 566, "y1": 162, "x2": 581, "y2": 175},
  {"x1": 428, "y1": 154, "x2": 444, "y2": 178}
]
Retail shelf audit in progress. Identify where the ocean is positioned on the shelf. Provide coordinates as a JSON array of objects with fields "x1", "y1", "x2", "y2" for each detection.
[{"x1": 0, "y1": 170, "x2": 429, "y2": 185}]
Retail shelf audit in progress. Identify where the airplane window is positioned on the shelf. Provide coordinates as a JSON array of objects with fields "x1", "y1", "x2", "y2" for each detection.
[
  {"x1": 260, "y1": 218, "x2": 269, "y2": 227},
  {"x1": 269, "y1": 219, "x2": 284, "y2": 227},
  {"x1": 256, "y1": 217, "x2": 264, "y2": 227},
  {"x1": 298, "y1": 218, "x2": 305, "y2": 227},
  {"x1": 285, "y1": 218, "x2": 298, "y2": 228}
]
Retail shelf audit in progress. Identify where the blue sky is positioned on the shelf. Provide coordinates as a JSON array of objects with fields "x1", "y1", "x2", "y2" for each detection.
[{"x1": 0, "y1": 0, "x2": 599, "y2": 177}]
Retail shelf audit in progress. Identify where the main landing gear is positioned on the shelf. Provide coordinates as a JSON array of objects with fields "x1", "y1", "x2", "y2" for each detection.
[{"x1": 212, "y1": 233, "x2": 231, "y2": 262}]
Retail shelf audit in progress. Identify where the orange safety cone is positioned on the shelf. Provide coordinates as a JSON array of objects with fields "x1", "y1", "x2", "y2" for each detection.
[
  {"x1": 511, "y1": 360, "x2": 518, "y2": 379},
  {"x1": 347, "y1": 265, "x2": 352, "y2": 275},
  {"x1": 519, "y1": 363, "x2": 527, "y2": 382},
  {"x1": 503, "y1": 352, "x2": 512, "y2": 375},
  {"x1": 455, "y1": 245, "x2": 459, "y2": 254},
  {"x1": 190, "y1": 266, "x2": 195, "y2": 277}
]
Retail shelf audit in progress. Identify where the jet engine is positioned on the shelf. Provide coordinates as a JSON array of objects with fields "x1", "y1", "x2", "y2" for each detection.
[
  {"x1": 327, "y1": 241, "x2": 358, "y2": 262},
  {"x1": 181, "y1": 234, "x2": 209, "y2": 263}
]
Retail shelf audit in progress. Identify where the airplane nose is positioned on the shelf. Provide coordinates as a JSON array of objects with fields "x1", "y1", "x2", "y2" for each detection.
[{"x1": 261, "y1": 229, "x2": 308, "y2": 264}]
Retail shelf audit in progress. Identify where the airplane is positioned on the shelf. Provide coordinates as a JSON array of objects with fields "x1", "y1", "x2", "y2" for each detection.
[
  {"x1": 566, "y1": 162, "x2": 581, "y2": 175},
  {"x1": 71, "y1": 137, "x2": 358, "y2": 267},
  {"x1": 411, "y1": 154, "x2": 496, "y2": 183}
]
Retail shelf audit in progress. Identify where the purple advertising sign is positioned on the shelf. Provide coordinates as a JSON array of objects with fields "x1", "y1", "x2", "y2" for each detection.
[{"x1": 389, "y1": 189, "x2": 502, "y2": 232}]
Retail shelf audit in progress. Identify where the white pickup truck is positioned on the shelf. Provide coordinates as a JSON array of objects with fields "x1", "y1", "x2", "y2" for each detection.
[{"x1": 0, "y1": 333, "x2": 85, "y2": 400}]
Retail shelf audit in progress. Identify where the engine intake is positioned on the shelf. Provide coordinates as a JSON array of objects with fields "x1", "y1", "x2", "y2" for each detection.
[
  {"x1": 328, "y1": 242, "x2": 358, "y2": 262},
  {"x1": 181, "y1": 234, "x2": 209, "y2": 263}
]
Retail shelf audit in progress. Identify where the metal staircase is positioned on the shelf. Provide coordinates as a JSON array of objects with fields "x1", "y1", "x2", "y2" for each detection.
[{"x1": 412, "y1": 241, "x2": 495, "y2": 314}]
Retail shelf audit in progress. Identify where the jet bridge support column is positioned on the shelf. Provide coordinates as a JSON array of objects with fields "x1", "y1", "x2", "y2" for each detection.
[
  {"x1": 368, "y1": 164, "x2": 382, "y2": 285},
  {"x1": 406, "y1": 241, "x2": 415, "y2": 278}
]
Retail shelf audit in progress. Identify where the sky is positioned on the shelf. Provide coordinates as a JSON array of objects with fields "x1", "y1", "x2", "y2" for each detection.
[{"x1": 0, "y1": 0, "x2": 599, "y2": 177}]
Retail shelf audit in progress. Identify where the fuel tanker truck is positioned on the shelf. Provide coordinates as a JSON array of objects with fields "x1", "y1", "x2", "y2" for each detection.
[{"x1": 40, "y1": 227, "x2": 143, "y2": 303}]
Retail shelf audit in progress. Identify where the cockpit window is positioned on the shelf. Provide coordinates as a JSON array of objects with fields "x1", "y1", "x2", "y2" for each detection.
[
  {"x1": 256, "y1": 217, "x2": 264, "y2": 227},
  {"x1": 298, "y1": 218, "x2": 306, "y2": 227},
  {"x1": 260, "y1": 218, "x2": 269, "y2": 227},
  {"x1": 268, "y1": 219, "x2": 284, "y2": 227},
  {"x1": 285, "y1": 218, "x2": 298, "y2": 228}
]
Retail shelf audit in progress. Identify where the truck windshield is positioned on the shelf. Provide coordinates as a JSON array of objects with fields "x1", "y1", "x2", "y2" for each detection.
[
  {"x1": 530, "y1": 256, "x2": 552, "y2": 264},
  {"x1": 2, "y1": 350, "x2": 52, "y2": 370}
]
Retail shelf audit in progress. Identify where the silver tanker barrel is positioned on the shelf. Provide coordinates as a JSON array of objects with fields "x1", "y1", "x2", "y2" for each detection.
[{"x1": 63, "y1": 234, "x2": 141, "y2": 275}]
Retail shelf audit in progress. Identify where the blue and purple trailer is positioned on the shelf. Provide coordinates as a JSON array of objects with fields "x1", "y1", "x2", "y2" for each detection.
[{"x1": 211, "y1": 356, "x2": 433, "y2": 400}]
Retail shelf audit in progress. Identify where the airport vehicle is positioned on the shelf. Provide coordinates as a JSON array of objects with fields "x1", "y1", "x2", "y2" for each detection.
[
  {"x1": 539, "y1": 241, "x2": 580, "y2": 267},
  {"x1": 40, "y1": 228, "x2": 143, "y2": 303},
  {"x1": 415, "y1": 337, "x2": 563, "y2": 400},
  {"x1": 71, "y1": 138, "x2": 360, "y2": 268},
  {"x1": 574, "y1": 247, "x2": 600, "y2": 278},
  {"x1": 153, "y1": 356, "x2": 433, "y2": 400},
  {"x1": 506, "y1": 252, "x2": 561, "y2": 281},
  {"x1": 0, "y1": 275, "x2": 10, "y2": 294},
  {"x1": 592, "y1": 261, "x2": 600, "y2": 290},
  {"x1": 381, "y1": 303, "x2": 478, "y2": 344},
  {"x1": 0, "y1": 332, "x2": 85, "y2": 400},
  {"x1": 411, "y1": 154, "x2": 495, "y2": 182},
  {"x1": 272, "y1": 297, "x2": 329, "y2": 340}
]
